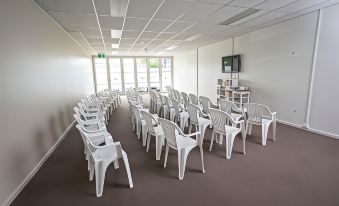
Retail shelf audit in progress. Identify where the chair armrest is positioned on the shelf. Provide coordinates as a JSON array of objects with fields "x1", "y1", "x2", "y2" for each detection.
[{"x1": 181, "y1": 131, "x2": 201, "y2": 137}]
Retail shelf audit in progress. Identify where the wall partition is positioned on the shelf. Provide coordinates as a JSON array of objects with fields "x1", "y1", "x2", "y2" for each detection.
[{"x1": 93, "y1": 56, "x2": 173, "y2": 93}]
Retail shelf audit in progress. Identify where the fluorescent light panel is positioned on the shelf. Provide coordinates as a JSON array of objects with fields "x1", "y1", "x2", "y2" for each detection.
[
  {"x1": 219, "y1": 8, "x2": 260, "y2": 25},
  {"x1": 112, "y1": 44, "x2": 119, "y2": 48},
  {"x1": 112, "y1": 51, "x2": 118, "y2": 55},
  {"x1": 110, "y1": 0, "x2": 128, "y2": 17},
  {"x1": 165, "y1": 45, "x2": 178, "y2": 51},
  {"x1": 111, "y1": 30, "x2": 122, "y2": 38}
]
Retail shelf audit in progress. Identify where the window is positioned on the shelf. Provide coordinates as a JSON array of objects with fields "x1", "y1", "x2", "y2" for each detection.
[
  {"x1": 136, "y1": 58, "x2": 148, "y2": 92},
  {"x1": 123, "y1": 58, "x2": 135, "y2": 90},
  {"x1": 93, "y1": 56, "x2": 172, "y2": 93},
  {"x1": 94, "y1": 58, "x2": 109, "y2": 91},
  {"x1": 149, "y1": 58, "x2": 160, "y2": 90},
  {"x1": 109, "y1": 58, "x2": 122, "y2": 92},
  {"x1": 161, "y1": 58, "x2": 172, "y2": 91}
]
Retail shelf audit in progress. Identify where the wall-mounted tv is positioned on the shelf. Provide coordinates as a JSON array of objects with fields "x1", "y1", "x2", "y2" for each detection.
[{"x1": 222, "y1": 55, "x2": 241, "y2": 73}]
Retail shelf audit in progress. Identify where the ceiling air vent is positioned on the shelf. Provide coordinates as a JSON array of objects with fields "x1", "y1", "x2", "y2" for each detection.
[{"x1": 219, "y1": 8, "x2": 260, "y2": 25}]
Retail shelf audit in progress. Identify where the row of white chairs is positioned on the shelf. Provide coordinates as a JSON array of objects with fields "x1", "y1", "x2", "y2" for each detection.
[{"x1": 74, "y1": 89, "x2": 133, "y2": 197}]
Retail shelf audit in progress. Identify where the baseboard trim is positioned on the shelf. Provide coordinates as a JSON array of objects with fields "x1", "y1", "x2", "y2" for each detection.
[
  {"x1": 277, "y1": 119, "x2": 339, "y2": 139},
  {"x1": 2, "y1": 121, "x2": 76, "y2": 206}
]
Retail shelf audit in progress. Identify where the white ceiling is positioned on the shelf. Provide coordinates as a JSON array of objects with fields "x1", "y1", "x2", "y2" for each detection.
[{"x1": 34, "y1": 0, "x2": 339, "y2": 56}]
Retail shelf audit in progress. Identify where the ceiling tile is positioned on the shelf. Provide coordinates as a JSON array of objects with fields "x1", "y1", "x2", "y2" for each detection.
[
  {"x1": 180, "y1": 2, "x2": 223, "y2": 22},
  {"x1": 86, "y1": 37, "x2": 104, "y2": 43},
  {"x1": 202, "y1": 6, "x2": 246, "y2": 24},
  {"x1": 104, "y1": 38, "x2": 120, "y2": 43},
  {"x1": 94, "y1": 0, "x2": 110, "y2": 15},
  {"x1": 127, "y1": 0, "x2": 164, "y2": 18},
  {"x1": 156, "y1": 32, "x2": 176, "y2": 40},
  {"x1": 120, "y1": 38, "x2": 136, "y2": 44},
  {"x1": 139, "y1": 31, "x2": 159, "y2": 39},
  {"x1": 229, "y1": 10, "x2": 270, "y2": 26},
  {"x1": 98, "y1": 16, "x2": 124, "y2": 29},
  {"x1": 49, "y1": 12, "x2": 98, "y2": 28},
  {"x1": 254, "y1": 0, "x2": 298, "y2": 11},
  {"x1": 165, "y1": 21, "x2": 194, "y2": 33},
  {"x1": 154, "y1": 0, "x2": 195, "y2": 20},
  {"x1": 162, "y1": 39, "x2": 182, "y2": 46},
  {"x1": 145, "y1": 19, "x2": 171, "y2": 32},
  {"x1": 34, "y1": 0, "x2": 60, "y2": 11},
  {"x1": 277, "y1": 0, "x2": 328, "y2": 13},
  {"x1": 121, "y1": 30, "x2": 140, "y2": 38},
  {"x1": 228, "y1": 0, "x2": 267, "y2": 8},
  {"x1": 54, "y1": 0, "x2": 94, "y2": 13},
  {"x1": 78, "y1": 28, "x2": 101, "y2": 38},
  {"x1": 136, "y1": 39, "x2": 152, "y2": 45},
  {"x1": 124, "y1": 18, "x2": 149, "y2": 30},
  {"x1": 198, "y1": 0, "x2": 233, "y2": 5},
  {"x1": 172, "y1": 33, "x2": 192, "y2": 41},
  {"x1": 240, "y1": 11, "x2": 288, "y2": 27}
]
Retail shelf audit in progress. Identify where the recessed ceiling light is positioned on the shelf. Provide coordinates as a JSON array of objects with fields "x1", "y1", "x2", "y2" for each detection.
[
  {"x1": 165, "y1": 45, "x2": 178, "y2": 51},
  {"x1": 185, "y1": 34, "x2": 202, "y2": 41},
  {"x1": 111, "y1": 30, "x2": 122, "y2": 38},
  {"x1": 112, "y1": 51, "x2": 118, "y2": 55},
  {"x1": 112, "y1": 44, "x2": 119, "y2": 48},
  {"x1": 219, "y1": 8, "x2": 260, "y2": 25},
  {"x1": 110, "y1": 0, "x2": 128, "y2": 17},
  {"x1": 156, "y1": 52, "x2": 164, "y2": 55}
]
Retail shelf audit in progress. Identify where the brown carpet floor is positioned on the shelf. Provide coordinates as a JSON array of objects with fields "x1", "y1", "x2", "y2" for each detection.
[{"x1": 11, "y1": 97, "x2": 339, "y2": 206}]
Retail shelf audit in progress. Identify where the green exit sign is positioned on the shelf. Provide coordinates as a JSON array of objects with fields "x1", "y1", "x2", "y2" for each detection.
[{"x1": 98, "y1": 53, "x2": 105, "y2": 58}]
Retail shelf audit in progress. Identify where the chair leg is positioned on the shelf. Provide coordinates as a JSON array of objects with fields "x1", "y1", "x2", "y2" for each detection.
[
  {"x1": 89, "y1": 159, "x2": 94, "y2": 181},
  {"x1": 156, "y1": 135, "x2": 163, "y2": 160},
  {"x1": 273, "y1": 120, "x2": 277, "y2": 141},
  {"x1": 262, "y1": 123, "x2": 270, "y2": 146},
  {"x1": 94, "y1": 161, "x2": 107, "y2": 197},
  {"x1": 146, "y1": 133, "x2": 151, "y2": 152},
  {"x1": 248, "y1": 123, "x2": 253, "y2": 135},
  {"x1": 209, "y1": 130, "x2": 215, "y2": 151},
  {"x1": 178, "y1": 149, "x2": 187, "y2": 180},
  {"x1": 142, "y1": 125, "x2": 147, "y2": 146},
  {"x1": 122, "y1": 153, "x2": 134, "y2": 188},
  {"x1": 164, "y1": 144, "x2": 169, "y2": 168},
  {"x1": 199, "y1": 145, "x2": 205, "y2": 173},
  {"x1": 225, "y1": 133, "x2": 236, "y2": 159},
  {"x1": 189, "y1": 123, "x2": 192, "y2": 133}
]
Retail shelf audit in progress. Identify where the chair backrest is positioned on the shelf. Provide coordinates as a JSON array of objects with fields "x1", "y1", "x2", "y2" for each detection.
[
  {"x1": 199, "y1": 96, "x2": 212, "y2": 114},
  {"x1": 189, "y1": 93, "x2": 198, "y2": 105},
  {"x1": 74, "y1": 107, "x2": 86, "y2": 120},
  {"x1": 208, "y1": 108, "x2": 232, "y2": 135},
  {"x1": 163, "y1": 95, "x2": 172, "y2": 107},
  {"x1": 140, "y1": 110, "x2": 158, "y2": 135},
  {"x1": 174, "y1": 90, "x2": 181, "y2": 103},
  {"x1": 181, "y1": 92, "x2": 190, "y2": 108},
  {"x1": 171, "y1": 98, "x2": 182, "y2": 117},
  {"x1": 186, "y1": 103, "x2": 201, "y2": 125},
  {"x1": 131, "y1": 104, "x2": 142, "y2": 123},
  {"x1": 165, "y1": 86, "x2": 172, "y2": 98},
  {"x1": 218, "y1": 99, "x2": 235, "y2": 115},
  {"x1": 243, "y1": 103, "x2": 272, "y2": 124},
  {"x1": 158, "y1": 118, "x2": 181, "y2": 149}
]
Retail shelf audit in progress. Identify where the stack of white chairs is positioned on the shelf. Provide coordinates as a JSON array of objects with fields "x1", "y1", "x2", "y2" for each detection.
[{"x1": 74, "y1": 90, "x2": 133, "y2": 197}]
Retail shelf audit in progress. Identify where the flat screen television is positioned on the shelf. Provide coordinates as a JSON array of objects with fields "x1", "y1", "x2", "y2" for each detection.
[{"x1": 222, "y1": 55, "x2": 241, "y2": 73}]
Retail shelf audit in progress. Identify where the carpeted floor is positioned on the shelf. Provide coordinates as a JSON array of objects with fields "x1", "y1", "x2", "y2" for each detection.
[{"x1": 11, "y1": 96, "x2": 339, "y2": 206}]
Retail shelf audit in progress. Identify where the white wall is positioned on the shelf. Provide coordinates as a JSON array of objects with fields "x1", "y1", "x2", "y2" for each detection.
[
  {"x1": 309, "y1": 4, "x2": 339, "y2": 136},
  {"x1": 173, "y1": 50, "x2": 198, "y2": 95},
  {"x1": 198, "y1": 40, "x2": 233, "y2": 101},
  {"x1": 173, "y1": 5, "x2": 339, "y2": 136},
  {"x1": 0, "y1": 0, "x2": 94, "y2": 205},
  {"x1": 235, "y1": 13, "x2": 317, "y2": 125}
]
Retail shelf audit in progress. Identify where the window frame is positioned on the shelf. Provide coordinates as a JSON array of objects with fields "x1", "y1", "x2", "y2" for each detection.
[{"x1": 92, "y1": 56, "x2": 173, "y2": 94}]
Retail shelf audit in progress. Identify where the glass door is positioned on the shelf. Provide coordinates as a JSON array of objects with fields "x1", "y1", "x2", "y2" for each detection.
[
  {"x1": 161, "y1": 58, "x2": 172, "y2": 92},
  {"x1": 149, "y1": 58, "x2": 160, "y2": 91},
  {"x1": 122, "y1": 58, "x2": 135, "y2": 91},
  {"x1": 109, "y1": 58, "x2": 122, "y2": 92},
  {"x1": 136, "y1": 58, "x2": 148, "y2": 92},
  {"x1": 94, "y1": 57, "x2": 109, "y2": 91}
]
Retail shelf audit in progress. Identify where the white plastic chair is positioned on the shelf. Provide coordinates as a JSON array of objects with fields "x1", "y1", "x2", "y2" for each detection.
[
  {"x1": 181, "y1": 92, "x2": 190, "y2": 109},
  {"x1": 186, "y1": 103, "x2": 211, "y2": 146},
  {"x1": 131, "y1": 104, "x2": 147, "y2": 146},
  {"x1": 141, "y1": 110, "x2": 165, "y2": 160},
  {"x1": 165, "y1": 86, "x2": 173, "y2": 99},
  {"x1": 158, "y1": 118, "x2": 205, "y2": 180},
  {"x1": 76, "y1": 125, "x2": 133, "y2": 197},
  {"x1": 171, "y1": 98, "x2": 189, "y2": 131},
  {"x1": 189, "y1": 93, "x2": 199, "y2": 105},
  {"x1": 218, "y1": 99, "x2": 244, "y2": 123},
  {"x1": 163, "y1": 96, "x2": 175, "y2": 121},
  {"x1": 243, "y1": 103, "x2": 277, "y2": 146},
  {"x1": 173, "y1": 89, "x2": 182, "y2": 103},
  {"x1": 199, "y1": 96, "x2": 219, "y2": 114},
  {"x1": 73, "y1": 112, "x2": 106, "y2": 133},
  {"x1": 208, "y1": 108, "x2": 246, "y2": 159}
]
